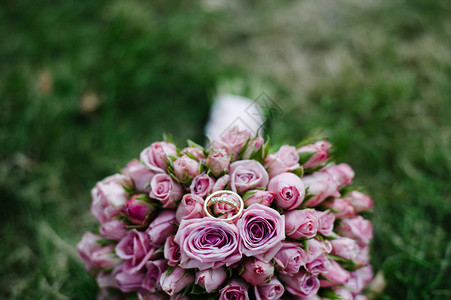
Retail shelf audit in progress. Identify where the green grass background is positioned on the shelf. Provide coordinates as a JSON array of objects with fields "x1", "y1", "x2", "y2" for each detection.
[{"x1": 1, "y1": 0, "x2": 450, "y2": 299}]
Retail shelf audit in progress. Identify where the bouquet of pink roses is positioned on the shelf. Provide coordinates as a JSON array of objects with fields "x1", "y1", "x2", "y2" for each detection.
[{"x1": 78, "y1": 126, "x2": 374, "y2": 300}]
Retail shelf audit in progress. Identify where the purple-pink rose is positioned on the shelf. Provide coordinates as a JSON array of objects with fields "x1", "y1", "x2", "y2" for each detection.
[
  {"x1": 230, "y1": 160, "x2": 269, "y2": 194},
  {"x1": 268, "y1": 172, "x2": 305, "y2": 210},
  {"x1": 305, "y1": 238, "x2": 332, "y2": 263},
  {"x1": 206, "y1": 148, "x2": 231, "y2": 177},
  {"x1": 274, "y1": 241, "x2": 308, "y2": 275},
  {"x1": 114, "y1": 265, "x2": 146, "y2": 293},
  {"x1": 254, "y1": 277, "x2": 284, "y2": 300},
  {"x1": 142, "y1": 259, "x2": 168, "y2": 293},
  {"x1": 336, "y1": 216, "x2": 373, "y2": 247},
  {"x1": 237, "y1": 204, "x2": 285, "y2": 262},
  {"x1": 343, "y1": 191, "x2": 373, "y2": 213},
  {"x1": 97, "y1": 271, "x2": 117, "y2": 289},
  {"x1": 77, "y1": 232, "x2": 102, "y2": 271},
  {"x1": 324, "y1": 198, "x2": 356, "y2": 218},
  {"x1": 176, "y1": 193, "x2": 205, "y2": 223},
  {"x1": 159, "y1": 266, "x2": 194, "y2": 296},
  {"x1": 91, "y1": 174, "x2": 128, "y2": 224},
  {"x1": 265, "y1": 145, "x2": 300, "y2": 178},
  {"x1": 345, "y1": 265, "x2": 373, "y2": 296},
  {"x1": 285, "y1": 209, "x2": 318, "y2": 239},
  {"x1": 213, "y1": 174, "x2": 230, "y2": 192},
  {"x1": 219, "y1": 279, "x2": 249, "y2": 300},
  {"x1": 190, "y1": 173, "x2": 215, "y2": 198},
  {"x1": 305, "y1": 253, "x2": 330, "y2": 275},
  {"x1": 279, "y1": 271, "x2": 320, "y2": 297},
  {"x1": 297, "y1": 140, "x2": 331, "y2": 169},
  {"x1": 175, "y1": 218, "x2": 242, "y2": 270},
  {"x1": 146, "y1": 210, "x2": 177, "y2": 246},
  {"x1": 244, "y1": 190, "x2": 275, "y2": 208},
  {"x1": 100, "y1": 219, "x2": 127, "y2": 241},
  {"x1": 91, "y1": 244, "x2": 121, "y2": 269},
  {"x1": 324, "y1": 163, "x2": 354, "y2": 188},
  {"x1": 164, "y1": 235, "x2": 181, "y2": 266},
  {"x1": 122, "y1": 159, "x2": 155, "y2": 192},
  {"x1": 150, "y1": 173, "x2": 184, "y2": 209},
  {"x1": 331, "y1": 237, "x2": 360, "y2": 261},
  {"x1": 122, "y1": 194, "x2": 157, "y2": 226},
  {"x1": 195, "y1": 267, "x2": 228, "y2": 292},
  {"x1": 302, "y1": 171, "x2": 340, "y2": 207},
  {"x1": 320, "y1": 260, "x2": 351, "y2": 287},
  {"x1": 173, "y1": 154, "x2": 200, "y2": 181},
  {"x1": 140, "y1": 141, "x2": 177, "y2": 173},
  {"x1": 316, "y1": 210, "x2": 335, "y2": 237},
  {"x1": 241, "y1": 258, "x2": 274, "y2": 286},
  {"x1": 211, "y1": 126, "x2": 251, "y2": 159}
]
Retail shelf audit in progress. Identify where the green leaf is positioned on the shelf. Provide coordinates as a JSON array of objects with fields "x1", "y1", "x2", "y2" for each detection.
[
  {"x1": 187, "y1": 139, "x2": 205, "y2": 149},
  {"x1": 292, "y1": 167, "x2": 304, "y2": 177},
  {"x1": 163, "y1": 133, "x2": 174, "y2": 144},
  {"x1": 295, "y1": 131, "x2": 326, "y2": 148},
  {"x1": 298, "y1": 151, "x2": 316, "y2": 165},
  {"x1": 242, "y1": 190, "x2": 257, "y2": 200},
  {"x1": 96, "y1": 239, "x2": 117, "y2": 247}
]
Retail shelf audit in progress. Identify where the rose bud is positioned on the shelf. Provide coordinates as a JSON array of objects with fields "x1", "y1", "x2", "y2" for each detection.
[
  {"x1": 164, "y1": 236, "x2": 181, "y2": 266},
  {"x1": 302, "y1": 171, "x2": 340, "y2": 207},
  {"x1": 100, "y1": 219, "x2": 127, "y2": 241},
  {"x1": 122, "y1": 194, "x2": 156, "y2": 226},
  {"x1": 324, "y1": 163, "x2": 354, "y2": 188},
  {"x1": 212, "y1": 202, "x2": 237, "y2": 220},
  {"x1": 285, "y1": 209, "x2": 318, "y2": 239},
  {"x1": 305, "y1": 253, "x2": 330, "y2": 275},
  {"x1": 230, "y1": 160, "x2": 269, "y2": 194},
  {"x1": 176, "y1": 193, "x2": 205, "y2": 223},
  {"x1": 324, "y1": 198, "x2": 356, "y2": 218},
  {"x1": 279, "y1": 271, "x2": 320, "y2": 297},
  {"x1": 150, "y1": 173, "x2": 184, "y2": 209},
  {"x1": 354, "y1": 245, "x2": 370, "y2": 267},
  {"x1": 241, "y1": 258, "x2": 274, "y2": 286},
  {"x1": 142, "y1": 259, "x2": 168, "y2": 293},
  {"x1": 211, "y1": 126, "x2": 251, "y2": 159},
  {"x1": 273, "y1": 241, "x2": 308, "y2": 275},
  {"x1": 173, "y1": 154, "x2": 200, "y2": 182},
  {"x1": 190, "y1": 173, "x2": 215, "y2": 198},
  {"x1": 345, "y1": 265, "x2": 373, "y2": 295},
  {"x1": 140, "y1": 141, "x2": 177, "y2": 173},
  {"x1": 206, "y1": 148, "x2": 231, "y2": 177},
  {"x1": 91, "y1": 244, "x2": 121, "y2": 269},
  {"x1": 213, "y1": 174, "x2": 230, "y2": 192},
  {"x1": 320, "y1": 260, "x2": 351, "y2": 287},
  {"x1": 242, "y1": 136, "x2": 265, "y2": 160},
  {"x1": 195, "y1": 267, "x2": 228, "y2": 292},
  {"x1": 146, "y1": 210, "x2": 177, "y2": 246},
  {"x1": 254, "y1": 277, "x2": 284, "y2": 300},
  {"x1": 97, "y1": 271, "x2": 117, "y2": 289},
  {"x1": 265, "y1": 145, "x2": 300, "y2": 178},
  {"x1": 297, "y1": 140, "x2": 332, "y2": 169},
  {"x1": 160, "y1": 266, "x2": 194, "y2": 296},
  {"x1": 181, "y1": 147, "x2": 206, "y2": 161},
  {"x1": 122, "y1": 159, "x2": 155, "y2": 192},
  {"x1": 336, "y1": 216, "x2": 373, "y2": 247},
  {"x1": 77, "y1": 232, "x2": 102, "y2": 271},
  {"x1": 114, "y1": 266, "x2": 146, "y2": 293},
  {"x1": 243, "y1": 190, "x2": 275, "y2": 208},
  {"x1": 316, "y1": 210, "x2": 335, "y2": 237},
  {"x1": 219, "y1": 278, "x2": 249, "y2": 300},
  {"x1": 331, "y1": 237, "x2": 360, "y2": 261},
  {"x1": 305, "y1": 238, "x2": 332, "y2": 263},
  {"x1": 343, "y1": 191, "x2": 373, "y2": 213},
  {"x1": 333, "y1": 287, "x2": 353, "y2": 300},
  {"x1": 268, "y1": 172, "x2": 305, "y2": 210}
]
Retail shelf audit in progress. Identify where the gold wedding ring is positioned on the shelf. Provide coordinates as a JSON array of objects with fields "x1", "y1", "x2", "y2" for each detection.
[{"x1": 204, "y1": 190, "x2": 244, "y2": 222}]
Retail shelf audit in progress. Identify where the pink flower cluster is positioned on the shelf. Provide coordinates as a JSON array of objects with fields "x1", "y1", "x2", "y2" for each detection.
[{"x1": 78, "y1": 127, "x2": 374, "y2": 299}]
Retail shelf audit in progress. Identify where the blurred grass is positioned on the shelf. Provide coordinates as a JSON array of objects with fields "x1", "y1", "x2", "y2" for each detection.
[{"x1": 1, "y1": 0, "x2": 450, "y2": 299}]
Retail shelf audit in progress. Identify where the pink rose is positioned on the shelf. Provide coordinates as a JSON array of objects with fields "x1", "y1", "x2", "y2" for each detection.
[
  {"x1": 173, "y1": 154, "x2": 200, "y2": 182},
  {"x1": 265, "y1": 145, "x2": 300, "y2": 177},
  {"x1": 146, "y1": 210, "x2": 177, "y2": 246},
  {"x1": 100, "y1": 219, "x2": 127, "y2": 241},
  {"x1": 354, "y1": 245, "x2": 370, "y2": 267},
  {"x1": 324, "y1": 163, "x2": 354, "y2": 188},
  {"x1": 195, "y1": 267, "x2": 228, "y2": 292},
  {"x1": 175, "y1": 218, "x2": 242, "y2": 270},
  {"x1": 150, "y1": 173, "x2": 184, "y2": 209},
  {"x1": 285, "y1": 209, "x2": 318, "y2": 239},
  {"x1": 254, "y1": 277, "x2": 284, "y2": 300},
  {"x1": 140, "y1": 141, "x2": 177, "y2": 173},
  {"x1": 331, "y1": 237, "x2": 360, "y2": 261},
  {"x1": 336, "y1": 216, "x2": 373, "y2": 247},
  {"x1": 345, "y1": 265, "x2": 373, "y2": 296},
  {"x1": 268, "y1": 172, "x2": 305, "y2": 210},
  {"x1": 333, "y1": 288, "x2": 353, "y2": 300},
  {"x1": 77, "y1": 232, "x2": 102, "y2": 271},
  {"x1": 97, "y1": 271, "x2": 117, "y2": 289},
  {"x1": 91, "y1": 174, "x2": 128, "y2": 224},
  {"x1": 176, "y1": 193, "x2": 205, "y2": 223},
  {"x1": 274, "y1": 241, "x2": 308, "y2": 275},
  {"x1": 206, "y1": 148, "x2": 231, "y2": 177},
  {"x1": 142, "y1": 259, "x2": 168, "y2": 293},
  {"x1": 114, "y1": 265, "x2": 146, "y2": 293},
  {"x1": 237, "y1": 204, "x2": 285, "y2": 262},
  {"x1": 297, "y1": 140, "x2": 331, "y2": 169},
  {"x1": 305, "y1": 238, "x2": 332, "y2": 263},
  {"x1": 324, "y1": 198, "x2": 356, "y2": 218},
  {"x1": 243, "y1": 190, "x2": 275, "y2": 208},
  {"x1": 305, "y1": 253, "x2": 330, "y2": 275},
  {"x1": 122, "y1": 194, "x2": 157, "y2": 226},
  {"x1": 212, "y1": 201, "x2": 237, "y2": 220},
  {"x1": 320, "y1": 260, "x2": 351, "y2": 287},
  {"x1": 279, "y1": 271, "x2": 320, "y2": 297},
  {"x1": 160, "y1": 266, "x2": 194, "y2": 296},
  {"x1": 180, "y1": 147, "x2": 206, "y2": 161},
  {"x1": 164, "y1": 236, "x2": 181, "y2": 266},
  {"x1": 190, "y1": 173, "x2": 215, "y2": 198},
  {"x1": 91, "y1": 244, "x2": 121, "y2": 269},
  {"x1": 122, "y1": 159, "x2": 155, "y2": 192},
  {"x1": 213, "y1": 175, "x2": 230, "y2": 192},
  {"x1": 230, "y1": 160, "x2": 269, "y2": 194},
  {"x1": 241, "y1": 258, "x2": 274, "y2": 286},
  {"x1": 343, "y1": 191, "x2": 373, "y2": 213},
  {"x1": 242, "y1": 136, "x2": 265, "y2": 160},
  {"x1": 302, "y1": 171, "x2": 340, "y2": 207},
  {"x1": 211, "y1": 126, "x2": 251, "y2": 159},
  {"x1": 219, "y1": 279, "x2": 249, "y2": 300},
  {"x1": 316, "y1": 210, "x2": 335, "y2": 237}
]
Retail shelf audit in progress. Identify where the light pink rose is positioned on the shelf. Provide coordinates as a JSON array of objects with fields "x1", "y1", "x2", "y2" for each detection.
[
  {"x1": 242, "y1": 136, "x2": 265, "y2": 160},
  {"x1": 142, "y1": 259, "x2": 168, "y2": 293},
  {"x1": 140, "y1": 141, "x2": 177, "y2": 173},
  {"x1": 336, "y1": 216, "x2": 373, "y2": 247},
  {"x1": 176, "y1": 193, "x2": 205, "y2": 223},
  {"x1": 254, "y1": 277, "x2": 284, "y2": 300},
  {"x1": 268, "y1": 172, "x2": 305, "y2": 210},
  {"x1": 316, "y1": 210, "x2": 335, "y2": 237},
  {"x1": 100, "y1": 219, "x2": 127, "y2": 241},
  {"x1": 354, "y1": 245, "x2": 370, "y2": 267},
  {"x1": 77, "y1": 232, "x2": 102, "y2": 271},
  {"x1": 160, "y1": 266, "x2": 194, "y2": 296},
  {"x1": 213, "y1": 175, "x2": 230, "y2": 192},
  {"x1": 297, "y1": 140, "x2": 331, "y2": 169},
  {"x1": 305, "y1": 238, "x2": 332, "y2": 263},
  {"x1": 219, "y1": 278, "x2": 249, "y2": 300},
  {"x1": 190, "y1": 173, "x2": 215, "y2": 198},
  {"x1": 238, "y1": 204, "x2": 285, "y2": 262},
  {"x1": 173, "y1": 154, "x2": 200, "y2": 181},
  {"x1": 274, "y1": 241, "x2": 308, "y2": 275},
  {"x1": 241, "y1": 258, "x2": 274, "y2": 286},
  {"x1": 122, "y1": 159, "x2": 155, "y2": 192},
  {"x1": 150, "y1": 173, "x2": 184, "y2": 208},
  {"x1": 345, "y1": 265, "x2": 373, "y2": 296},
  {"x1": 243, "y1": 190, "x2": 275, "y2": 208},
  {"x1": 195, "y1": 267, "x2": 228, "y2": 292},
  {"x1": 181, "y1": 147, "x2": 206, "y2": 161},
  {"x1": 211, "y1": 126, "x2": 251, "y2": 159},
  {"x1": 324, "y1": 163, "x2": 354, "y2": 188},
  {"x1": 175, "y1": 218, "x2": 242, "y2": 270},
  {"x1": 320, "y1": 260, "x2": 351, "y2": 287},
  {"x1": 333, "y1": 287, "x2": 353, "y2": 300},
  {"x1": 230, "y1": 160, "x2": 269, "y2": 194},
  {"x1": 164, "y1": 236, "x2": 181, "y2": 266},
  {"x1": 305, "y1": 253, "x2": 330, "y2": 275},
  {"x1": 324, "y1": 198, "x2": 356, "y2": 218},
  {"x1": 206, "y1": 148, "x2": 231, "y2": 177},
  {"x1": 331, "y1": 237, "x2": 360, "y2": 261},
  {"x1": 279, "y1": 271, "x2": 320, "y2": 297},
  {"x1": 91, "y1": 244, "x2": 121, "y2": 269},
  {"x1": 285, "y1": 209, "x2": 318, "y2": 239},
  {"x1": 146, "y1": 210, "x2": 177, "y2": 246},
  {"x1": 91, "y1": 174, "x2": 128, "y2": 224},
  {"x1": 302, "y1": 171, "x2": 340, "y2": 207},
  {"x1": 265, "y1": 145, "x2": 300, "y2": 177},
  {"x1": 343, "y1": 191, "x2": 373, "y2": 213},
  {"x1": 122, "y1": 194, "x2": 157, "y2": 226}
]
